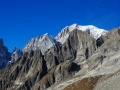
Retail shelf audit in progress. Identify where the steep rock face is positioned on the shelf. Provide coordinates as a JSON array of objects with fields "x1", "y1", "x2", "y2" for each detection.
[
  {"x1": 44, "y1": 29, "x2": 97, "y2": 71},
  {"x1": 0, "y1": 38, "x2": 10, "y2": 69},
  {"x1": 62, "y1": 29, "x2": 97, "y2": 62},
  {"x1": 44, "y1": 44, "x2": 64, "y2": 71},
  {"x1": 22, "y1": 33, "x2": 56, "y2": 54}
]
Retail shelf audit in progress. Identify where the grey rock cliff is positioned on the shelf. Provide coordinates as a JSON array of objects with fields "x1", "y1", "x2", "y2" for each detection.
[{"x1": 62, "y1": 29, "x2": 97, "y2": 62}]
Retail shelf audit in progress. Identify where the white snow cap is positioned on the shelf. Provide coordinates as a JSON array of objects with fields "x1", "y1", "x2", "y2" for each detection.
[{"x1": 55, "y1": 23, "x2": 107, "y2": 44}]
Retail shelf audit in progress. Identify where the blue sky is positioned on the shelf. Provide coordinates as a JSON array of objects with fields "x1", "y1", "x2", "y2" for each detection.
[{"x1": 0, "y1": 0, "x2": 120, "y2": 52}]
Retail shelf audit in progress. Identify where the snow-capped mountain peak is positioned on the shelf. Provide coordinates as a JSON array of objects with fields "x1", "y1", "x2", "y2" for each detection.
[
  {"x1": 22, "y1": 24, "x2": 107, "y2": 55},
  {"x1": 22, "y1": 33, "x2": 56, "y2": 54},
  {"x1": 55, "y1": 24, "x2": 107, "y2": 44},
  {"x1": 68, "y1": 23, "x2": 78, "y2": 31}
]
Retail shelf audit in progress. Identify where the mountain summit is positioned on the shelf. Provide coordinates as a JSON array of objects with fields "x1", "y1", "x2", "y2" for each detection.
[
  {"x1": 22, "y1": 33, "x2": 56, "y2": 54},
  {"x1": 55, "y1": 24, "x2": 107, "y2": 44}
]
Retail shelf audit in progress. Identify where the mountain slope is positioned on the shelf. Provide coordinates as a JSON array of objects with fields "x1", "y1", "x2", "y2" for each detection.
[
  {"x1": 1, "y1": 25, "x2": 120, "y2": 90},
  {"x1": 0, "y1": 29, "x2": 97, "y2": 90},
  {"x1": 52, "y1": 27, "x2": 120, "y2": 90}
]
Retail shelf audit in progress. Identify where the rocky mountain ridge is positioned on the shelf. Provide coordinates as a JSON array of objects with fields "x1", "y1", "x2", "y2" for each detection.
[
  {"x1": 0, "y1": 24, "x2": 106, "y2": 69},
  {"x1": 1, "y1": 24, "x2": 120, "y2": 90},
  {"x1": 0, "y1": 28, "x2": 97, "y2": 90},
  {"x1": 23, "y1": 24, "x2": 107, "y2": 55}
]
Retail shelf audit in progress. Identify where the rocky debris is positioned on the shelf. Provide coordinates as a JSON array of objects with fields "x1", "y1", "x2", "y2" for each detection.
[
  {"x1": 63, "y1": 75, "x2": 101, "y2": 90},
  {"x1": 93, "y1": 69, "x2": 120, "y2": 90}
]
